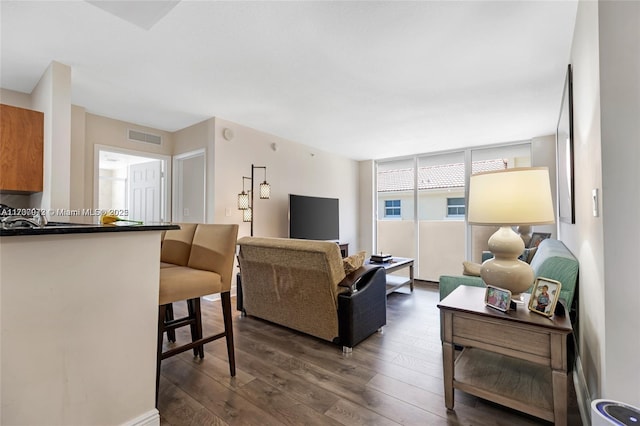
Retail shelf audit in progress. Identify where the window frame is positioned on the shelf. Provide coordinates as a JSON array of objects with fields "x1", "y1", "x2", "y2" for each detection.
[
  {"x1": 446, "y1": 197, "x2": 466, "y2": 218},
  {"x1": 384, "y1": 199, "x2": 401, "y2": 219}
]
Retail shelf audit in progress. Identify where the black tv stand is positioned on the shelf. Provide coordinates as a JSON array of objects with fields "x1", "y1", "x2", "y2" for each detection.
[{"x1": 338, "y1": 243, "x2": 348, "y2": 257}]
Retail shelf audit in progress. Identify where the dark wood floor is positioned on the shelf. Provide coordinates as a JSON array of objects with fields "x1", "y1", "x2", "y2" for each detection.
[{"x1": 158, "y1": 282, "x2": 583, "y2": 425}]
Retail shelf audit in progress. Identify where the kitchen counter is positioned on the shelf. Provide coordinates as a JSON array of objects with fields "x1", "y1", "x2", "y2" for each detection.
[
  {"x1": 0, "y1": 223, "x2": 178, "y2": 425},
  {"x1": 0, "y1": 221, "x2": 178, "y2": 236}
]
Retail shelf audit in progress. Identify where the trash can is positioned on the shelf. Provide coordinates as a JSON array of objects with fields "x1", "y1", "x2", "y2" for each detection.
[{"x1": 592, "y1": 399, "x2": 640, "y2": 425}]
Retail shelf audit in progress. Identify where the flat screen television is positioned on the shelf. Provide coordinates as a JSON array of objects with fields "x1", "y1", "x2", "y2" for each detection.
[{"x1": 288, "y1": 194, "x2": 339, "y2": 241}]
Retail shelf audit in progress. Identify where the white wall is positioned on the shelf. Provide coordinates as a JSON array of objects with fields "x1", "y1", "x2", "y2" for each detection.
[
  {"x1": 83, "y1": 113, "x2": 175, "y2": 213},
  {"x1": 212, "y1": 118, "x2": 360, "y2": 248},
  {"x1": 172, "y1": 118, "x2": 214, "y2": 223},
  {"x1": 75, "y1": 111, "x2": 362, "y2": 246},
  {"x1": 70, "y1": 105, "x2": 86, "y2": 211},
  {"x1": 1, "y1": 64, "x2": 74, "y2": 216},
  {"x1": 563, "y1": 0, "x2": 640, "y2": 411},
  {"x1": 172, "y1": 118, "x2": 211, "y2": 156},
  {"x1": 564, "y1": 0, "x2": 607, "y2": 406},
  {"x1": 179, "y1": 154, "x2": 206, "y2": 223},
  {"x1": 598, "y1": 0, "x2": 640, "y2": 405},
  {"x1": 18, "y1": 85, "x2": 164, "y2": 216},
  {"x1": 31, "y1": 61, "x2": 72, "y2": 217},
  {"x1": 358, "y1": 160, "x2": 375, "y2": 256},
  {"x1": 0, "y1": 88, "x2": 31, "y2": 108}
]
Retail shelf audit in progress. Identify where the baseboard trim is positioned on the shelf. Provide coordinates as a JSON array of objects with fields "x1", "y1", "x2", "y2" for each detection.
[
  {"x1": 121, "y1": 409, "x2": 160, "y2": 426},
  {"x1": 573, "y1": 352, "x2": 591, "y2": 426}
]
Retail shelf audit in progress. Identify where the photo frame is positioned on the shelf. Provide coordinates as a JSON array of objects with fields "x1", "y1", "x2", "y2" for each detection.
[
  {"x1": 528, "y1": 277, "x2": 562, "y2": 317},
  {"x1": 557, "y1": 64, "x2": 575, "y2": 224},
  {"x1": 485, "y1": 285, "x2": 512, "y2": 312},
  {"x1": 528, "y1": 232, "x2": 551, "y2": 248}
]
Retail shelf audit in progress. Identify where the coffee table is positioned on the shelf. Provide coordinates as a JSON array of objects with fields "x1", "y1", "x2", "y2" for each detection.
[
  {"x1": 437, "y1": 285, "x2": 573, "y2": 425},
  {"x1": 365, "y1": 257, "x2": 414, "y2": 295}
]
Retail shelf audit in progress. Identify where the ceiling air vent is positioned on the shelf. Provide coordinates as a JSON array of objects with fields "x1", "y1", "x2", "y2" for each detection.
[{"x1": 128, "y1": 129, "x2": 162, "y2": 145}]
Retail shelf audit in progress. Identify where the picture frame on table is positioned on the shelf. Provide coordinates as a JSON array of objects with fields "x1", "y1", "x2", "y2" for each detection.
[
  {"x1": 557, "y1": 64, "x2": 575, "y2": 224},
  {"x1": 528, "y1": 232, "x2": 551, "y2": 248},
  {"x1": 528, "y1": 277, "x2": 562, "y2": 317},
  {"x1": 484, "y1": 285, "x2": 512, "y2": 312}
]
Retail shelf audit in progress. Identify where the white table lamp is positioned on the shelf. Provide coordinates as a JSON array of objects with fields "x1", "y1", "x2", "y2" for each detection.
[{"x1": 468, "y1": 167, "x2": 555, "y2": 298}]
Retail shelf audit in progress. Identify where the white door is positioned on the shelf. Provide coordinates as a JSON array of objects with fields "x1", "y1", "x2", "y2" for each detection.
[
  {"x1": 129, "y1": 160, "x2": 162, "y2": 223},
  {"x1": 173, "y1": 150, "x2": 205, "y2": 223}
]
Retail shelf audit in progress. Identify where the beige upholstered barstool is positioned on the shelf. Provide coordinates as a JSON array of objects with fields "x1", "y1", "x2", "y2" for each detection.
[
  {"x1": 160, "y1": 223, "x2": 198, "y2": 343},
  {"x1": 160, "y1": 223, "x2": 197, "y2": 267},
  {"x1": 156, "y1": 223, "x2": 238, "y2": 405}
]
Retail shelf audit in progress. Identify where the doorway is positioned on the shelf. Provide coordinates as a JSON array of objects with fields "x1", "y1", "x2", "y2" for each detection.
[
  {"x1": 95, "y1": 145, "x2": 171, "y2": 223},
  {"x1": 172, "y1": 149, "x2": 206, "y2": 223}
]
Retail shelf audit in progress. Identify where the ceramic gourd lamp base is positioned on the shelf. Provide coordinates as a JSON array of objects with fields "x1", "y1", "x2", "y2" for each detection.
[{"x1": 481, "y1": 226, "x2": 534, "y2": 299}]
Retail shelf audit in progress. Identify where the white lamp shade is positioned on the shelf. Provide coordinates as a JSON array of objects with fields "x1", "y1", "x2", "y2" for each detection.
[
  {"x1": 237, "y1": 192, "x2": 249, "y2": 210},
  {"x1": 259, "y1": 182, "x2": 270, "y2": 199},
  {"x1": 243, "y1": 208, "x2": 252, "y2": 222},
  {"x1": 468, "y1": 167, "x2": 555, "y2": 226}
]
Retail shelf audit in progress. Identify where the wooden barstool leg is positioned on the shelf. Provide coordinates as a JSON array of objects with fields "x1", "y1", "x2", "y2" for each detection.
[
  {"x1": 221, "y1": 291, "x2": 236, "y2": 376},
  {"x1": 165, "y1": 303, "x2": 175, "y2": 342},
  {"x1": 156, "y1": 304, "x2": 167, "y2": 408},
  {"x1": 187, "y1": 299, "x2": 201, "y2": 357},
  {"x1": 192, "y1": 298, "x2": 204, "y2": 359}
]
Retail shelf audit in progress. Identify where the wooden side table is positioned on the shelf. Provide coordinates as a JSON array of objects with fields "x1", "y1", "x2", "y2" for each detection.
[{"x1": 437, "y1": 285, "x2": 573, "y2": 425}]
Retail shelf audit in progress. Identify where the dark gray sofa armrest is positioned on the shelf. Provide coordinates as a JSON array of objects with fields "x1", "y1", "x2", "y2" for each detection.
[
  {"x1": 337, "y1": 266, "x2": 387, "y2": 349},
  {"x1": 338, "y1": 264, "x2": 382, "y2": 293}
]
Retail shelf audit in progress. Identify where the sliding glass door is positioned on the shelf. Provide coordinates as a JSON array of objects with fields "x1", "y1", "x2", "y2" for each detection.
[
  {"x1": 416, "y1": 152, "x2": 465, "y2": 281},
  {"x1": 376, "y1": 142, "x2": 532, "y2": 281},
  {"x1": 376, "y1": 158, "x2": 415, "y2": 260}
]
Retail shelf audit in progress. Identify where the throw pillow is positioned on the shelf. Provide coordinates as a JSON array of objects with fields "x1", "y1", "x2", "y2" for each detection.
[
  {"x1": 343, "y1": 251, "x2": 366, "y2": 274},
  {"x1": 462, "y1": 261, "x2": 482, "y2": 277}
]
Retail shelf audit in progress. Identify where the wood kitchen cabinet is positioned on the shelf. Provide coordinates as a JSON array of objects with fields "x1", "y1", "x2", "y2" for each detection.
[{"x1": 0, "y1": 104, "x2": 44, "y2": 193}]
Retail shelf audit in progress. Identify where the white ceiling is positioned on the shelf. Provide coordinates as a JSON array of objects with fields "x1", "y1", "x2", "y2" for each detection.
[{"x1": 1, "y1": 1, "x2": 578, "y2": 161}]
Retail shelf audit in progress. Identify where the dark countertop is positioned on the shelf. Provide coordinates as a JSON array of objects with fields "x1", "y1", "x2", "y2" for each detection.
[{"x1": 0, "y1": 221, "x2": 179, "y2": 237}]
